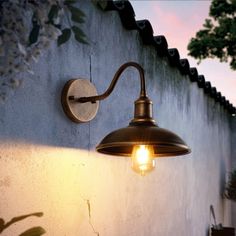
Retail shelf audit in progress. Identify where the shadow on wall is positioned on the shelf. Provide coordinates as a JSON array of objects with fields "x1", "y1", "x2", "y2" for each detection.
[
  {"x1": 0, "y1": 80, "x2": 95, "y2": 150},
  {"x1": 220, "y1": 158, "x2": 226, "y2": 197},
  {"x1": 0, "y1": 212, "x2": 45, "y2": 236},
  {"x1": 0, "y1": 76, "x2": 135, "y2": 151}
]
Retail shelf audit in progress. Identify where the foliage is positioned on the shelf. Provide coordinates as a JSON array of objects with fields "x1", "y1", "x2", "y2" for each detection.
[
  {"x1": 19, "y1": 226, "x2": 46, "y2": 236},
  {"x1": 187, "y1": 0, "x2": 236, "y2": 70},
  {"x1": 0, "y1": 0, "x2": 87, "y2": 102},
  {"x1": 0, "y1": 212, "x2": 45, "y2": 236},
  {"x1": 225, "y1": 170, "x2": 236, "y2": 201}
]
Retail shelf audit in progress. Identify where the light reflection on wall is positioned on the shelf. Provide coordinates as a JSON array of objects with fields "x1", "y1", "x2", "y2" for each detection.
[
  {"x1": 0, "y1": 141, "x2": 165, "y2": 236},
  {"x1": 0, "y1": 141, "x2": 104, "y2": 235}
]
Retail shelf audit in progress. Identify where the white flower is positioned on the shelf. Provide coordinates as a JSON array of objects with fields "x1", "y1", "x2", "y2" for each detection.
[
  {"x1": 47, "y1": 25, "x2": 62, "y2": 40},
  {"x1": 18, "y1": 43, "x2": 27, "y2": 56},
  {"x1": 35, "y1": 8, "x2": 48, "y2": 24},
  {"x1": 26, "y1": 68, "x2": 34, "y2": 75},
  {"x1": 9, "y1": 78, "x2": 21, "y2": 89},
  {"x1": 53, "y1": 16, "x2": 61, "y2": 25}
]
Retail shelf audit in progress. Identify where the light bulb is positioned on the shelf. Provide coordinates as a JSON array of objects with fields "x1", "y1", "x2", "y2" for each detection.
[{"x1": 131, "y1": 145, "x2": 155, "y2": 176}]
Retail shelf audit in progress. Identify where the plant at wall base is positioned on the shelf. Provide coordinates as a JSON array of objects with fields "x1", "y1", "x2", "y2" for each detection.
[
  {"x1": 225, "y1": 170, "x2": 236, "y2": 201},
  {"x1": 0, "y1": 0, "x2": 87, "y2": 102},
  {"x1": 0, "y1": 212, "x2": 45, "y2": 236}
]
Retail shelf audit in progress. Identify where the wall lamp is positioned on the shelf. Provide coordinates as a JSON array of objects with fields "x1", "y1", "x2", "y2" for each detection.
[{"x1": 61, "y1": 62, "x2": 190, "y2": 176}]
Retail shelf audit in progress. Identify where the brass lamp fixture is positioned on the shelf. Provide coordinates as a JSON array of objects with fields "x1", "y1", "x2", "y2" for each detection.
[{"x1": 61, "y1": 62, "x2": 190, "y2": 176}]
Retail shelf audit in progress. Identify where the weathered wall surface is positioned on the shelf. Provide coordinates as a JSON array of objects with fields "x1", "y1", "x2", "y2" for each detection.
[
  {"x1": 231, "y1": 119, "x2": 236, "y2": 227},
  {"x1": 0, "y1": 2, "x2": 234, "y2": 236}
]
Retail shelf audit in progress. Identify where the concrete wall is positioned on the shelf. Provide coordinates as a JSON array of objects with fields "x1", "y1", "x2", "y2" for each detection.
[
  {"x1": 231, "y1": 119, "x2": 236, "y2": 227},
  {"x1": 0, "y1": 1, "x2": 234, "y2": 235}
]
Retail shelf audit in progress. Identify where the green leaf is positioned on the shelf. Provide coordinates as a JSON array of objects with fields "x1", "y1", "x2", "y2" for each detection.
[
  {"x1": 71, "y1": 26, "x2": 86, "y2": 38},
  {"x1": 74, "y1": 34, "x2": 88, "y2": 44},
  {"x1": 68, "y1": 5, "x2": 85, "y2": 23},
  {"x1": 68, "y1": 5, "x2": 85, "y2": 17},
  {"x1": 97, "y1": 1, "x2": 108, "y2": 10},
  {"x1": 19, "y1": 226, "x2": 46, "y2": 236},
  {"x1": 64, "y1": 0, "x2": 77, "y2": 5},
  {"x1": 187, "y1": 0, "x2": 236, "y2": 70},
  {"x1": 29, "y1": 24, "x2": 40, "y2": 45},
  {"x1": 72, "y1": 26, "x2": 88, "y2": 44},
  {"x1": 48, "y1": 5, "x2": 59, "y2": 23},
  {"x1": 57, "y1": 28, "x2": 71, "y2": 46},
  {"x1": 71, "y1": 13, "x2": 85, "y2": 24}
]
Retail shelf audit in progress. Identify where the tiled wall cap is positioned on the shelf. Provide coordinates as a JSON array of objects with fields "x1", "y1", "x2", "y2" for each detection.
[
  {"x1": 153, "y1": 35, "x2": 168, "y2": 57},
  {"x1": 167, "y1": 48, "x2": 180, "y2": 66},
  {"x1": 204, "y1": 81, "x2": 212, "y2": 94},
  {"x1": 136, "y1": 20, "x2": 154, "y2": 45},
  {"x1": 189, "y1": 68, "x2": 198, "y2": 82},
  {"x1": 117, "y1": 1, "x2": 137, "y2": 30},
  {"x1": 197, "y1": 75, "x2": 205, "y2": 88},
  {"x1": 215, "y1": 92, "x2": 222, "y2": 102},
  {"x1": 210, "y1": 87, "x2": 217, "y2": 98},
  {"x1": 220, "y1": 96, "x2": 226, "y2": 106},
  {"x1": 225, "y1": 100, "x2": 230, "y2": 109},
  {"x1": 178, "y1": 59, "x2": 190, "y2": 75}
]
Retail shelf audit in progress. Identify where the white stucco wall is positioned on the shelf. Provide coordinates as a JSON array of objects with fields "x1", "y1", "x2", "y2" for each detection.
[{"x1": 0, "y1": 1, "x2": 234, "y2": 235}]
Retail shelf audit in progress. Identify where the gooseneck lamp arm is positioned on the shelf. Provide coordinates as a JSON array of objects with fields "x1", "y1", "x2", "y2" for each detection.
[{"x1": 71, "y1": 62, "x2": 147, "y2": 103}]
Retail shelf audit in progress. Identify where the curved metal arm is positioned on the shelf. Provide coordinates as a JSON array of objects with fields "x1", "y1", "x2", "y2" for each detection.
[{"x1": 77, "y1": 62, "x2": 147, "y2": 103}]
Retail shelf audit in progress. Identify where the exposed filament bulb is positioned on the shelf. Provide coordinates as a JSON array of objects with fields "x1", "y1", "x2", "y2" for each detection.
[{"x1": 131, "y1": 145, "x2": 155, "y2": 176}]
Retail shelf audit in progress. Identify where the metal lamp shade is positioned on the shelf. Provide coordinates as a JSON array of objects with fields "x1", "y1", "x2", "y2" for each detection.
[{"x1": 96, "y1": 124, "x2": 191, "y2": 157}]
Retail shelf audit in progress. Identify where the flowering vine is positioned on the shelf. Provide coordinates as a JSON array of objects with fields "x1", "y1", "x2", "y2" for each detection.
[{"x1": 0, "y1": 0, "x2": 87, "y2": 102}]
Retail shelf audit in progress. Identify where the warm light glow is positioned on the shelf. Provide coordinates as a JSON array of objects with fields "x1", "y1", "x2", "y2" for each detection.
[{"x1": 131, "y1": 145, "x2": 155, "y2": 176}]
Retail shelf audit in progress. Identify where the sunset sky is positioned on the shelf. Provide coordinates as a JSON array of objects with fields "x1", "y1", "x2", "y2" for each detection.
[{"x1": 130, "y1": 1, "x2": 236, "y2": 106}]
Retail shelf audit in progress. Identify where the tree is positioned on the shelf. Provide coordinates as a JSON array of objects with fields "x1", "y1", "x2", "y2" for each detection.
[{"x1": 187, "y1": 0, "x2": 236, "y2": 70}]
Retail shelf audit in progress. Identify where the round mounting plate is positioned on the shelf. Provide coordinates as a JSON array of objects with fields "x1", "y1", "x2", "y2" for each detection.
[{"x1": 61, "y1": 79, "x2": 99, "y2": 123}]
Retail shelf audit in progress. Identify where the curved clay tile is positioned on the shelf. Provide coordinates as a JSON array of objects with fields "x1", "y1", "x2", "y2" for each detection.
[
  {"x1": 197, "y1": 75, "x2": 205, "y2": 88},
  {"x1": 153, "y1": 35, "x2": 168, "y2": 57},
  {"x1": 178, "y1": 59, "x2": 190, "y2": 75},
  {"x1": 189, "y1": 68, "x2": 198, "y2": 82},
  {"x1": 215, "y1": 92, "x2": 222, "y2": 102},
  {"x1": 136, "y1": 20, "x2": 154, "y2": 45},
  {"x1": 167, "y1": 48, "x2": 180, "y2": 66},
  {"x1": 210, "y1": 87, "x2": 217, "y2": 98},
  {"x1": 204, "y1": 81, "x2": 212, "y2": 94}
]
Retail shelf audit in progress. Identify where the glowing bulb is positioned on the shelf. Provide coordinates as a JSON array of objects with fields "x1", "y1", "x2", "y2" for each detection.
[{"x1": 131, "y1": 145, "x2": 155, "y2": 176}]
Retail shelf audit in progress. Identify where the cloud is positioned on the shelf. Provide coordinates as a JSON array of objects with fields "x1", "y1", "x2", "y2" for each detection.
[{"x1": 149, "y1": 1, "x2": 211, "y2": 56}]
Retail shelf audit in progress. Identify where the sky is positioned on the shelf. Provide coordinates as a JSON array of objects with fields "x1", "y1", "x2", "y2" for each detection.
[{"x1": 130, "y1": 1, "x2": 236, "y2": 106}]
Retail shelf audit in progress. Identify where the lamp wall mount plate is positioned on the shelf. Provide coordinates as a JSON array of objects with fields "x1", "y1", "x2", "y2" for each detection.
[{"x1": 61, "y1": 79, "x2": 99, "y2": 123}]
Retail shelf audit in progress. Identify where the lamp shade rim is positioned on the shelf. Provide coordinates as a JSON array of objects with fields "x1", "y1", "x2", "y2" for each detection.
[
  {"x1": 96, "y1": 125, "x2": 191, "y2": 157},
  {"x1": 96, "y1": 142, "x2": 191, "y2": 157}
]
